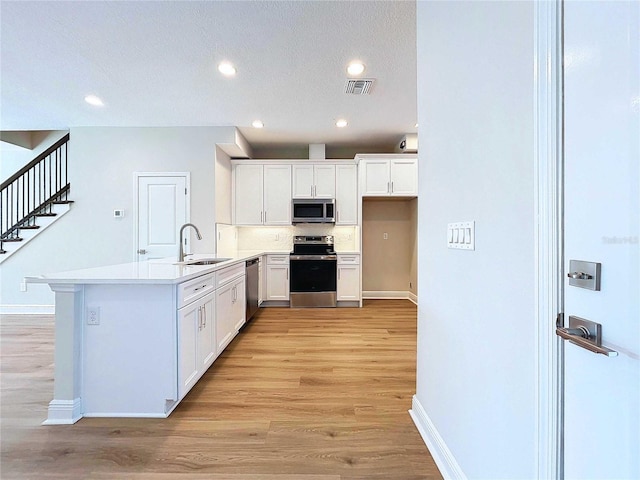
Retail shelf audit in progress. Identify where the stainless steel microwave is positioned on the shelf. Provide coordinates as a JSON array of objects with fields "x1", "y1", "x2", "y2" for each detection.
[{"x1": 292, "y1": 198, "x2": 335, "y2": 224}]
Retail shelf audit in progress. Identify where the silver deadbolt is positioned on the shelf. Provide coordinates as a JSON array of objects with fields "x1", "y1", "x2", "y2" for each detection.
[
  {"x1": 567, "y1": 272, "x2": 593, "y2": 280},
  {"x1": 567, "y1": 260, "x2": 601, "y2": 290}
]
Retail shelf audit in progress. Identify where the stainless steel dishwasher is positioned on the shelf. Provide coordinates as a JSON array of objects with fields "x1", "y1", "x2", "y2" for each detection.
[{"x1": 245, "y1": 258, "x2": 259, "y2": 321}]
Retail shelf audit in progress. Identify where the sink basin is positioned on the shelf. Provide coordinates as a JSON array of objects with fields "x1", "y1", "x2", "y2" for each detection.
[{"x1": 183, "y1": 258, "x2": 230, "y2": 266}]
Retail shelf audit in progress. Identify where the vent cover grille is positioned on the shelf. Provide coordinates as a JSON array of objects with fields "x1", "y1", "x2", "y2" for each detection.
[{"x1": 345, "y1": 79, "x2": 375, "y2": 95}]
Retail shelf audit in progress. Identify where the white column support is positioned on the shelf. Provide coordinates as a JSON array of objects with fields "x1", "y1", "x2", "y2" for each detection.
[
  {"x1": 43, "y1": 284, "x2": 84, "y2": 425},
  {"x1": 534, "y1": 0, "x2": 563, "y2": 477}
]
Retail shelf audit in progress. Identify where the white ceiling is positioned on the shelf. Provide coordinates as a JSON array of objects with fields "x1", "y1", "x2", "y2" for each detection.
[{"x1": 0, "y1": 1, "x2": 417, "y2": 154}]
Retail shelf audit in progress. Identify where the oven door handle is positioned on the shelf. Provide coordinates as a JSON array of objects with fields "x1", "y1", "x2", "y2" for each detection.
[{"x1": 290, "y1": 255, "x2": 337, "y2": 261}]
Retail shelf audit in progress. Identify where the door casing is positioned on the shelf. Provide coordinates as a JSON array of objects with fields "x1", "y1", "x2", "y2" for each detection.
[{"x1": 534, "y1": 1, "x2": 563, "y2": 477}]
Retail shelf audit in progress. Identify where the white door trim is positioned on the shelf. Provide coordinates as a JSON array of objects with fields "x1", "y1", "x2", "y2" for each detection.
[
  {"x1": 133, "y1": 172, "x2": 191, "y2": 262},
  {"x1": 534, "y1": 1, "x2": 563, "y2": 478}
]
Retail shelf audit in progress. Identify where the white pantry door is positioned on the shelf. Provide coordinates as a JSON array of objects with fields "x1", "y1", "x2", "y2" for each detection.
[
  {"x1": 136, "y1": 174, "x2": 188, "y2": 260},
  {"x1": 562, "y1": 1, "x2": 639, "y2": 478}
]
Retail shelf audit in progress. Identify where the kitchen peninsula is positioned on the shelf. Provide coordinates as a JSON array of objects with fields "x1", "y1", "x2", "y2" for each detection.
[{"x1": 26, "y1": 252, "x2": 280, "y2": 425}]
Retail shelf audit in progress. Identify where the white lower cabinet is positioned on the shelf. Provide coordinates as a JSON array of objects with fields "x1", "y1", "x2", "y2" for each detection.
[
  {"x1": 216, "y1": 275, "x2": 246, "y2": 353},
  {"x1": 177, "y1": 263, "x2": 246, "y2": 400},
  {"x1": 265, "y1": 254, "x2": 289, "y2": 301},
  {"x1": 337, "y1": 254, "x2": 360, "y2": 301},
  {"x1": 177, "y1": 291, "x2": 216, "y2": 400}
]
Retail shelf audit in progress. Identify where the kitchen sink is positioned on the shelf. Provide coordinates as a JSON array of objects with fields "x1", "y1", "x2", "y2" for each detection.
[{"x1": 182, "y1": 258, "x2": 231, "y2": 266}]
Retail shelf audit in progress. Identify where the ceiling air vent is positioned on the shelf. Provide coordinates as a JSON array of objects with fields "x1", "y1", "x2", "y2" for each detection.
[{"x1": 345, "y1": 79, "x2": 375, "y2": 95}]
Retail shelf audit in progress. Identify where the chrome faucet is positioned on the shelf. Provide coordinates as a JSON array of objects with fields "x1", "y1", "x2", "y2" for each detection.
[{"x1": 179, "y1": 223, "x2": 202, "y2": 262}]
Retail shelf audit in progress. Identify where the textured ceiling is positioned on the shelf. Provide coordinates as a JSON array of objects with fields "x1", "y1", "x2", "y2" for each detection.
[{"x1": 0, "y1": 1, "x2": 417, "y2": 153}]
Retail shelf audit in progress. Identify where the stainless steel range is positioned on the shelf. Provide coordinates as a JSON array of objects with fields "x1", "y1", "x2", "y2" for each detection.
[{"x1": 289, "y1": 235, "x2": 337, "y2": 308}]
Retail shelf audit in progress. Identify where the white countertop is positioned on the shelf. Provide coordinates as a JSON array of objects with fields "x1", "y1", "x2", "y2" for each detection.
[{"x1": 25, "y1": 251, "x2": 290, "y2": 286}]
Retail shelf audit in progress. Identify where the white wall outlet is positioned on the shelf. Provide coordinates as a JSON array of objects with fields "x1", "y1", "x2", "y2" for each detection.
[
  {"x1": 447, "y1": 221, "x2": 475, "y2": 250},
  {"x1": 87, "y1": 306, "x2": 100, "y2": 325},
  {"x1": 383, "y1": 232, "x2": 389, "y2": 240}
]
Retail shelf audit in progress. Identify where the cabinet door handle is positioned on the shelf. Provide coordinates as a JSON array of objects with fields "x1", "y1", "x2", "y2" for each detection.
[
  {"x1": 264, "y1": 211, "x2": 267, "y2": 223},
  {"x1": 310, "y1": 185, "x2": 313, "y2": 196},
  {"x1": 387, "y1": 181, "x2": 390, "y2": 193},
  {"x1": 338, "y1": 269, "x2": 341, "y2": 280},
  {"x1": 202, "y1": 305, "x2": 206, "y2": 328},
  {"x1": 198, "y1": 306, "x2": 202, "y2": 331},
  {"x1": 391, "y1": 181, "x2": 394, "y2": 193}
]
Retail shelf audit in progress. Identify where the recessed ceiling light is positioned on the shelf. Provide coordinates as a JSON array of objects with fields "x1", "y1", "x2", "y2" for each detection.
[
  {"x1": 218, "y1": 62, "x2": 237, "y2": 76},
  {"x1": 347, "y1": 61, "x2": 365, "y2": 76},
  {"x1": 252, "y1": 120, "x2": 264, "y2": 129},
  {"x1": 336, "y1": 119, "x2": 348, "y2": 128},
  {"x1": 84, "y1": 94, "x2": 104, "y2": 107}
]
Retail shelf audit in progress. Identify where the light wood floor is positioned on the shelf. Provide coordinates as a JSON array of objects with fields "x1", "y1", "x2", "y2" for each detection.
[{"x1": 1, "y1": 300, "x2": 441, "y2": 479}]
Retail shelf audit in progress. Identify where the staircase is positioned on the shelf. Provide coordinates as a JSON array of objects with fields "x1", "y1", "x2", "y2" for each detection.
[{"x1": 0, "y1": 134, "x2": 72, "y2": 263}]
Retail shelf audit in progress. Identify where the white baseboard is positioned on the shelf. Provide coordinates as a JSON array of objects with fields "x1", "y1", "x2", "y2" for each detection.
[
  {"x1": 363, "y1": 290, "x2": 418, "y2": 305},
  {"x1": 42, "y1": 398, "x2": 82, "y2": 425},
  {"x1": 409, "y1": 395, "x2": 467, "y2": 480},
  {"x1": 0, "y1": 304, "x2": 55, "y2": 315}
]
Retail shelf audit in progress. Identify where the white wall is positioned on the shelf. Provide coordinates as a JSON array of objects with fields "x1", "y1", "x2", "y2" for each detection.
[
  {"x1": 1, "y1": 126, "x2": 238, "y2": 310},
  {"x1": 414, "y1": 1, "x2": 536, "y2": 478}
]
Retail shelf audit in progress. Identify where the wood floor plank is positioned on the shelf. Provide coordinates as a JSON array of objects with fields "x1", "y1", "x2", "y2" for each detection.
[{"x1": 0, "y1": 300, "x2": 441, "y2": 479}]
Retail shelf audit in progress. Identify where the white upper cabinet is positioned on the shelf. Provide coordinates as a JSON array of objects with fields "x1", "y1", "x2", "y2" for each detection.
[
  {"x1": 389, "y1": 158, "x2": 418, "y2": 196},
  {"x1": 292, "y1": 164, "x2": 335, "y2": 198},
  {"x1": 335, "y1": 164, "x2": 358, "y2": 225},
  {"x1": 359, "y1": 156, "x2": 418, "y2": 197},
  {"x1": 233, "y1": 164, "x2": 291, "y2": 225},
  {"x1": 263, "y1": 165, "x2": 292, "y2": 225},
  {"x1": 234, "y1": 164, "x2": 263, "y2": 225}
]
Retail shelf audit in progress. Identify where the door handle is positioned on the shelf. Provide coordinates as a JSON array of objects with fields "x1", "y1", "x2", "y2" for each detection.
[{"x1": 556, "y1": 315, "x2": 618, "y2": 357}]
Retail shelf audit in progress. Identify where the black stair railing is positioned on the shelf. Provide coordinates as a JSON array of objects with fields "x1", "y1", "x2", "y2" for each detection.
[{"x1": 0, "y1": 133, "x2": 71, "y2": 253}]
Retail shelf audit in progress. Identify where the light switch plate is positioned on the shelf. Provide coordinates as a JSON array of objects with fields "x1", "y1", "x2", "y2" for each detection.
[{"x1": 447, "y1": 221, "x2": 475, "y2": 250}]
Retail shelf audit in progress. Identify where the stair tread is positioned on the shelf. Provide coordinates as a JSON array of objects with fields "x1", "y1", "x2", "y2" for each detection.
[
  {"x1": 35, "y1": 213, "x2": 57, "y2": 217},
  {"x1": 52, "y1": 200, "x2": 74, "y2": 204},
  {"x1": 2, "y1": 237, "x2": 23, "y2": 242},
  {"x1": 19, "y1": 225, "x2": 41, "y2": 230}
]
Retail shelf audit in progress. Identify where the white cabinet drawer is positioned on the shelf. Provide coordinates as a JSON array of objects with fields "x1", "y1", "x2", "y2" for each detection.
[
  {"x1": 178, "y1": 273, "x2": 216, "y2": 309},
  {"x1": 215, "y1": 263, "x2": 245, "y2": 287},
  {"x1": 267, "y1": 254, "x2": 290, "y2": 265},
  {"x1": 338, "y1": 254, "x2": 360, "y2": 265}
]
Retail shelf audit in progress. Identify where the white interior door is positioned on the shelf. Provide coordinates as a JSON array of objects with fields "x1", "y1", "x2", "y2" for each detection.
[
  {"x1": 136, "y1": 174, "x2": 188, "y2": 260},
  {"x1": 561, "y1": 2, "x2": 639, "y2": 478}
]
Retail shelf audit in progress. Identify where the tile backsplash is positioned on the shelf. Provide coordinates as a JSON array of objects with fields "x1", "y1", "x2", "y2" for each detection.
[{"x1": 218, "y1": 224, "x2": 359, "y2": 253}]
